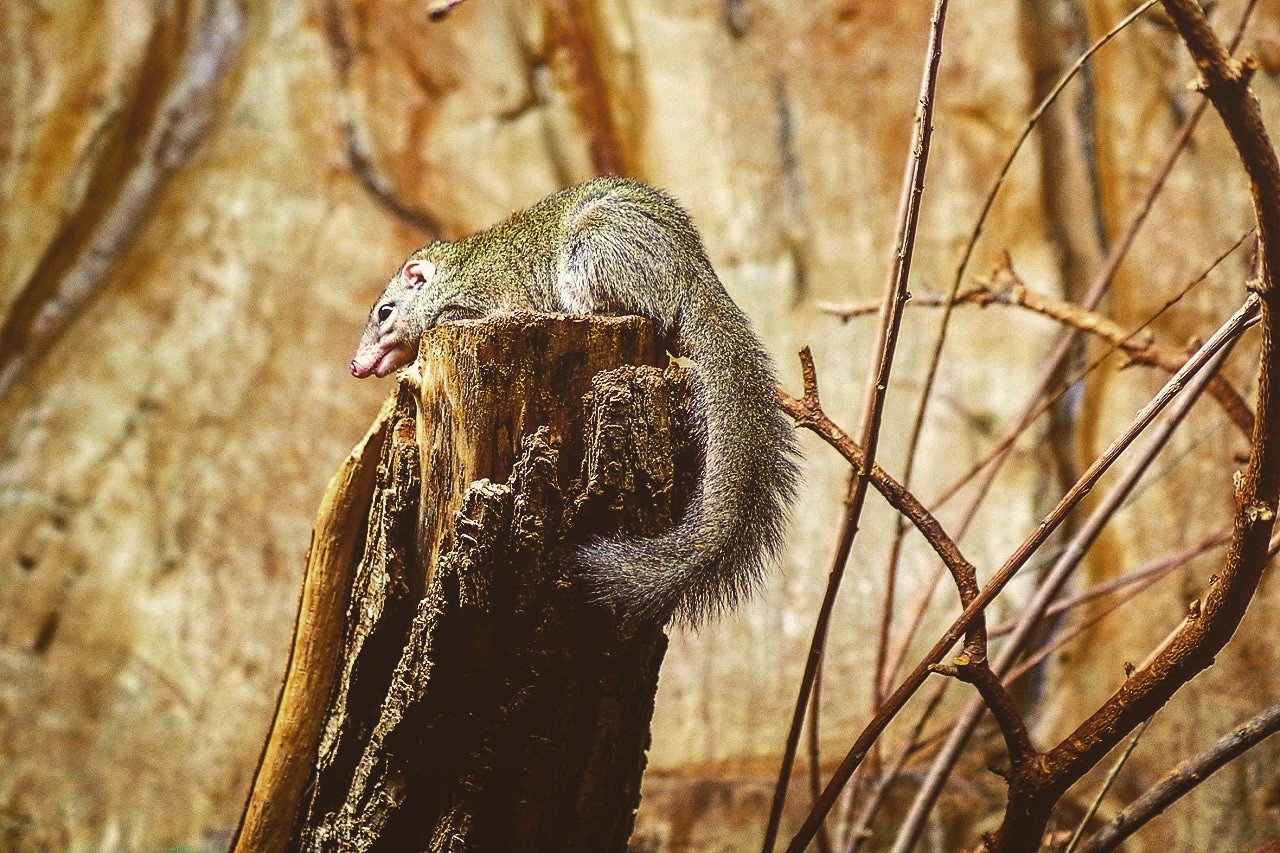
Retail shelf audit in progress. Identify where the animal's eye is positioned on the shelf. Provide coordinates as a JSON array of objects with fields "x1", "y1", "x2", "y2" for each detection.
[{"x1": 377, "y1": 303, "x2": 395, "y2": 323}]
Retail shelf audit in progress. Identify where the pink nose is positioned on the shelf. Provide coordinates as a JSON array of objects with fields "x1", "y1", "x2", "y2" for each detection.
[{"x1": 350, "y1": 360, "x2": 364, "y2": 378}]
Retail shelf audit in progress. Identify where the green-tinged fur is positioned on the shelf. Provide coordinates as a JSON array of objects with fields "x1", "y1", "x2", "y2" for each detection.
[{"x1": 352, "y1": 177, "x2": 800, "y2": 625}]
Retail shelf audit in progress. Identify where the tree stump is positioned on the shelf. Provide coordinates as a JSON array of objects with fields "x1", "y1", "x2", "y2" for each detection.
[{"x1": 232, "y1": 313, "x2": 695, "y2": 852}]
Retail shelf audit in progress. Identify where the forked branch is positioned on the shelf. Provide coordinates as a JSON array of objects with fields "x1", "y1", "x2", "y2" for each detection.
[
  {"x1": 820, "y1": 250, "x2": 1256, "y2": 437},
  {"x1": 778, "y1": 351, "x2": 985, "y2": 654},
  {"x1": 985, "y1": 0, "x2": 1280, "y2": 847}
]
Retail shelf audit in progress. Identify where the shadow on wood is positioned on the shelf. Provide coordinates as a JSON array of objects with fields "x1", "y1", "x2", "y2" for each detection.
[{"x1": 233, "y1": 313, "x2": 695, "y2": 852}]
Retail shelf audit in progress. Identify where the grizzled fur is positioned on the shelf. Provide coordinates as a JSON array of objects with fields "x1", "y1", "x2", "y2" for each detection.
[{"x1": 352, "y1": 177, "x2": 800, "y2": 625}]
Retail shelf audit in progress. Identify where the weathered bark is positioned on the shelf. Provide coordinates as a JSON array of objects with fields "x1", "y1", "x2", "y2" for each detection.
[{"x1": 233, "y1": 313, "x2": 693, "y2": 852}]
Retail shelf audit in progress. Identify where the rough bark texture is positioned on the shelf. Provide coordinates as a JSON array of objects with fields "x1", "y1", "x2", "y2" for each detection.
[{"x1": 234, "y1": 313, "x2": 690, "y2": 851}]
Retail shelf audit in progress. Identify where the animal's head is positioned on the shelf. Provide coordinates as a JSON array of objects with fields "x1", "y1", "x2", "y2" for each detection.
[{"x1": 350, "y1": 252, "x2": 437, "y2": 379}]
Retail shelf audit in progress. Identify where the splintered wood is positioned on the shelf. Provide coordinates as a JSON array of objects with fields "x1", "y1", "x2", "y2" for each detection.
[{"x1": 233, "y1": 313, "x2": 695, "y2": 852}]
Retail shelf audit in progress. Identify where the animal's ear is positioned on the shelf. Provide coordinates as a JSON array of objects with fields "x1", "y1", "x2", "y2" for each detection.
[{"x1": 402, "y1": 259, "x2": 436, "y2": 290}]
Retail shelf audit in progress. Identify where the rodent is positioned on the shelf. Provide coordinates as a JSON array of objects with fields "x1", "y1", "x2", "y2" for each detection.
[{"x1": 351, "y1": 176, "x2": 799, "y2": 625}]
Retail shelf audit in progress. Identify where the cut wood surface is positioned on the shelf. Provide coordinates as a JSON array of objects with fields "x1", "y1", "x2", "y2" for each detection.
[{"x1": 234, "y1": 313, "x2": 694, "y2": 851}]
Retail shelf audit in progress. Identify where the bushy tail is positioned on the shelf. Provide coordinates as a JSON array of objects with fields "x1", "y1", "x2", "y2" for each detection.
[{"x1": 578, "y1": 289, "x2": 801, "y2": 626}]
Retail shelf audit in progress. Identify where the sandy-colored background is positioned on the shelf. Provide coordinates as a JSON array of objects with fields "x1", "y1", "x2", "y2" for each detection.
[{"x1": 2, "y1": 0, "x2": 1278, "y2": 849}]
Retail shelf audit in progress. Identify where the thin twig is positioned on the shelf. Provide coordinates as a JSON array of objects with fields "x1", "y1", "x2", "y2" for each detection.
[
  {"x1": 888, "y1": 303, "x2": 1250, "y2": 853},
  {"x1": 929, "y1": 228, "x2": 1255, "y2": 509},
  {"x1": 778, "y1": 360, "x2": 980, "y2": 613},
  {"x1": 1002, "y1": 532, "x2": 1280, "y2": 695},
  {"x1": 990, "y1": 527, "x2": 1232, "y2": 639},
  {"x1": 986, "y1": 0, "x2": 1280, "y2": 843},
  {"x1": 1063, "y1": 718, "x2": 1154, "y2": 853},
  {"x1": 929, "y1": 656, "x2": 1035, "y2": 769},
  {"x1": 946, "y1": 0, "x2": 1159, "y2": 314},
  {"x1": 761, "y1": 4, "x2": 950, "y2": 847},
  {"x1": 808, "y1": 653, "x2": 832, "y2": 853},
  {"x1": 848, "y1": 523, "x2": 1213, "y2": 852},
  {"x1": 1077, "y1": 699, "x2": 1280, "y2": 852},
  {"x1": 842, "y1": 681, "x2": 949, "y2": 853},
  {"x1": 875, "y1": 0, "x2": 1162, "y2": 627},
  {"x1": 876, "y1": 226, "x2": 1251, "y2": 701},
  {"x1": 821, "y1": 247, "x2": 1256, "y2": 437},
  {"x1": 865, "y1": 0, "x2": 1158, "y2": 730},
  {"x1": 873, "y1": 0, "x2": 1259, "y2": 718},
  {"x1": 786, "y1": 295, "x2": 1261, "y2": 853}
]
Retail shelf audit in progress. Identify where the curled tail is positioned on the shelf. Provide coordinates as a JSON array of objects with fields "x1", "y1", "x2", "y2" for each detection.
[{"x1": 579, "y1": 289, "x2": 801, "y2": 626}]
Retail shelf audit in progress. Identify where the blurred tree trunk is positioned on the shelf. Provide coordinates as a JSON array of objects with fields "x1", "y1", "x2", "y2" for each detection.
[{"x1": 234, "y1": 314, "x2": 692, "y2": 851}]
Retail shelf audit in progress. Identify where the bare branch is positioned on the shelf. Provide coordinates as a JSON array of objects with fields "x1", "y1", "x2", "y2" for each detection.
[
  {"x1": 1077, "y1": 700, "x2": 1280, "y2": 852},
  {"x1": 778, "y1": 364, "x2": 981, "y2": 640},
  {"x1": 873, "y1": 0, "x2": 1259, "y2": 717},
  {"x1": 821, "y1": 245, "x2": 1257, "y2": 438},
  {"x1": 889, "y1": 299, "x2": 1250, "y2": 853},
  {"x1": 874, "y1": 225, "x2": 1253, "y2": 704},
  {"x1": 762, "y1": 4, "x2": 951, "y2": 847},
  {"x1": 930, "y1": 655, "x2": 1035, "y2": 769},
  {"x1": 1063, "y1": 719, "x2": 1154, "y2": 853},
  {"x1": 984, "y1": 0, "x2": 1280, "y2": 844},
  {"x1": 787, "y1": 295, "x2": 1260, "y2": 853},
  {"x1": 949, "y1": 234, "x2": 1255, "y2": 516},
  {"x1": 807, "y1": 4, "x2": 1262, "y2": 842},
  {"x1": 990, "y1": 527, "x2": 1231, "y2": 638}
]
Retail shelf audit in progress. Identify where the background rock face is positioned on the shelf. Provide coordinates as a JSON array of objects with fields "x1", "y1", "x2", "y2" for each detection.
[{"x1": 2, "y1": 0, "x2": 1278, "y2": 849}]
